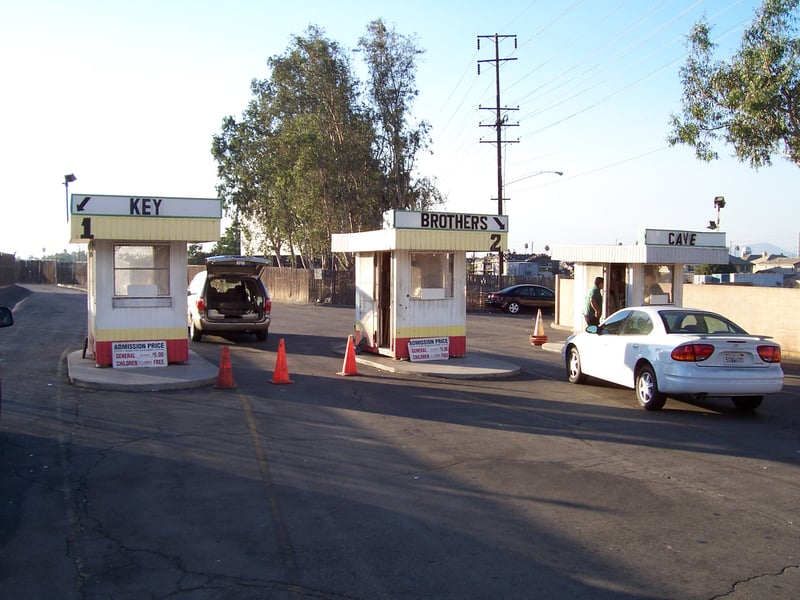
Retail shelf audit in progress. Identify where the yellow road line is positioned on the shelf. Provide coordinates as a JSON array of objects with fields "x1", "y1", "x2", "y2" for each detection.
[{"x1": 238, "y1": 389, "x2": 301, "y2": 593}]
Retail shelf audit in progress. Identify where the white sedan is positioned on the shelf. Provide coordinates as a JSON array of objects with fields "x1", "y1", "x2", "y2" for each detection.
[{"x1": 563, "y1": 306, "x2": 784, "y2": 411}]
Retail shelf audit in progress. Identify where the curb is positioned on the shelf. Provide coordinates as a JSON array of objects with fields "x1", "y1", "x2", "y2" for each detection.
[{"x1": 66, "y1": 350, "x2": 218, "y2": 391}]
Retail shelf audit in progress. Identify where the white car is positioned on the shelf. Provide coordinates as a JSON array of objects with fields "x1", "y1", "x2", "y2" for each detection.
[{"x1": 563, "y1": 306, "x2": 784, "y2": 411}]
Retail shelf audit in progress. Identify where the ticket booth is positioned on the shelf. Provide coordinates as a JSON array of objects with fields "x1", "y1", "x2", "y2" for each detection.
[
  {"x1": 552, "y1": 228, "x2": 728, "y2": 330},
  {"x1": 70, "y1": 194, "x2": 221, "y2": 367},
  {"x1": 332, "y1": 210, "x2": 508, "y2": 360}
]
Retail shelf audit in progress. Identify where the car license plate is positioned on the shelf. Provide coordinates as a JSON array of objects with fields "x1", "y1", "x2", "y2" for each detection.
[{"x1": 723, "y1": 352, "x2": 745, "y2": 365}]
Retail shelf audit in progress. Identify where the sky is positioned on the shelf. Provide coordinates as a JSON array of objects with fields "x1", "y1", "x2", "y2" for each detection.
[{"x1": 2, "y1": 0, "x2": 797, "y2": 259}]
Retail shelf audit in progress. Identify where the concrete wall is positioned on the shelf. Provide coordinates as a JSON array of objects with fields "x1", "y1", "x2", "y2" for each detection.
[
  {"x1": 683, "y1": 284, "x2": 800, "y2": 356},
  {"x1": 556, "y1": 278, "x2": 800, "y2": 356}
]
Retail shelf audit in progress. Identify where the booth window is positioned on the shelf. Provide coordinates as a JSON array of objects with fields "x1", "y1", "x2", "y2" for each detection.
[
  {"x1": 643, "y1": 265, "x2": 673, "y2": 305},
  {"x1": 410, "y1": 252, "x2": 454, "y2": 300},
  {"x1": 114, "y1": 244, "x2": 170, "y2": 297}
]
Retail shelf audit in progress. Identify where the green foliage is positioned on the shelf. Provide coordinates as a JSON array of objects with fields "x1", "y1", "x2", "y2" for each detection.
[
  {"x1": 187, "y1": 244, "x2": 208, "y2": 265},
  {"x1": 359, "y1": 19, "x2": 442, "y2": 213},
  {"x1": 210, "y1": 220, "x2": 242, "y2": 256},
  {"x1": 43, "y1": 249, "x2": 86, "y2": 262},
  {"x1": 695, "y1": 263, "x2": 737, "y2": 275},
  {"x1": 212, "y1": 22, "x2": 443, "y2": 269},
  {"x1": 668, "y1": 0, "x2": 800, "y2": 168}
]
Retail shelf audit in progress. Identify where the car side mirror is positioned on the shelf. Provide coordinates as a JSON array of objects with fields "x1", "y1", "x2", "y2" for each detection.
[
  {"x1": 0, "y1": 306, "x2": 13, "y2": 328},
  {"x1": 585, "y1": 325, "x2": 598, "y2": 334}
]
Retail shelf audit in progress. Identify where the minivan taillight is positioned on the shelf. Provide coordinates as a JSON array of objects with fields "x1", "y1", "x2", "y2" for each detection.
[
  {"x1": 195, "y1": 298, "x2": 206, "y2": 312},
  {"x1": 264, "y1": 297, "x2": 272, "y2": 313}
]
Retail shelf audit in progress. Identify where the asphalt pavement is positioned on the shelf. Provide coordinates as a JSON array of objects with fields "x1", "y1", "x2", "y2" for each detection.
[{"x1": 5, "y1": 285, "x2": 800, "y2": 599}]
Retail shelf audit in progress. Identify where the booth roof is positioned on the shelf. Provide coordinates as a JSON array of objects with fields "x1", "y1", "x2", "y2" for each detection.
[
  {"x1": 332, "y1": 228, "x2": 508, "y2": 253},
  {"x1": 550, "y1": 243, "x2": 729, "y2": 265}
]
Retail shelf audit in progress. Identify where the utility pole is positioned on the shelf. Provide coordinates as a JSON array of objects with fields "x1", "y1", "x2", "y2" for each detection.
[{"x1": 478, "y1": 33, "x2": 518, "y2": 279}]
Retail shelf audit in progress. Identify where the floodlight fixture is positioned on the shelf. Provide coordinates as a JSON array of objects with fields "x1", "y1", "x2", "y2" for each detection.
[{"x1": 64, "y1": 173, "x2": 77, "y2": 222}]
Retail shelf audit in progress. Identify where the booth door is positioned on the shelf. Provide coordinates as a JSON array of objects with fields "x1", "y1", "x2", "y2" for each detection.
[
  {"x1": 356, "y1": 254, "x2": 378, "y2": 349},
  {"x1": 376, "y1": 252, "x2": 391, "y2": 350}
]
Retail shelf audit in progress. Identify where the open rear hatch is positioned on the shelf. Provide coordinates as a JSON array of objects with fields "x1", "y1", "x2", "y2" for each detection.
[{"x1": 205, "y1": 255, "x2": 270, "y2": 279}]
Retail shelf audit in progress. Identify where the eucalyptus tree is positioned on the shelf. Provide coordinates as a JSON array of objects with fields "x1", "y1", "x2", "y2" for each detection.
[
  {"x1": 359, "y1": 19, "x2": 443, "y2": 212},
  {"x1": 213, "y1": 26, "x2": 380, "y2": 267},
  {"x1": 669, "y1": 0, "x2": 800, "y2": 168}
]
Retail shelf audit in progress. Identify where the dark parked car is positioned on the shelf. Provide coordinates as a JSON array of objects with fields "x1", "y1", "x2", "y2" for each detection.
[
  {"x1": 484, "y1": 284, "x2": 555, "y2": 314},
  {"x1": 187, "y1": 256, "x2": 272, "y2": 342},
  {"x1": 0, "y1": 306, "x2": 13, "y2": 410}
]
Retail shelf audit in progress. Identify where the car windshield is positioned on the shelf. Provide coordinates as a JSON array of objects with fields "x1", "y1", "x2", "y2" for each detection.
[{"x1": 659, "y1": 310, "x2": 748, "y2": 335}]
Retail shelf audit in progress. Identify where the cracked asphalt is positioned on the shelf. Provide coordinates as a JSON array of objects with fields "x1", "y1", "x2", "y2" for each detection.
[{"x1": 1, "y1": 284, "x2": 799, "y2": 599}]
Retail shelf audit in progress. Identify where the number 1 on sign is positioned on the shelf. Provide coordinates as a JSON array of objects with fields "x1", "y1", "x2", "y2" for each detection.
[{"x1": 81, "y1": 218, "x2": 93, "y2": 239}]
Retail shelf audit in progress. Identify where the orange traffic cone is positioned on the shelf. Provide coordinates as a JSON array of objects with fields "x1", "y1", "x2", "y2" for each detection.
[
  {"x1": 270, "y1": 338, "x2": 294, "y2": 384},
  {"x1": 530, "y1": 309, "x2": 548, "y2": 346},
  {"x1": 338, "y1": 334, "x2": 359, "y2": 376},
  {"x1": 215, "y1": 346, "x2": 236, "y2": 388}
]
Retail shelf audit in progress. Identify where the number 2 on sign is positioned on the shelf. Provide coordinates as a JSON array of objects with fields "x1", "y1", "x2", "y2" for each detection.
[{"x1": 489, "y1": 234, "x2": 501, "y2": 251}]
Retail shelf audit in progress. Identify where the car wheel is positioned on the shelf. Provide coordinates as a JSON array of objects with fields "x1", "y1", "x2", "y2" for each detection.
[
  {"x1": 506, "y1": 301, "x2": 521, "y2": 314},
  {"x1": 189, "y1": 321, "x2": 202, "y2": 342},
  {"x1": 566, "y1": 346, "x2": 587, "y2": 384},
  {"x1": 732, "y1": 396, "x2": 763, "y2": 411},
  {"x1": 255, "y1": 329, "x2": 268, "y2": 342},
  {"x1": 635, "y1": 365, "x2": 666, "y2": 411}
]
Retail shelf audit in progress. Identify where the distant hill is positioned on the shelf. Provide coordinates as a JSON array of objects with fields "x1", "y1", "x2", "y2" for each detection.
[{"x1": 737, "y1": 242, "x2": 793, "y2": 257}]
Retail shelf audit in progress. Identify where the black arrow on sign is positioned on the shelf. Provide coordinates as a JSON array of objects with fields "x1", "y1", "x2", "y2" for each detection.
[
  {"x1": 76, "y1": 196, "x2": 91, "y2": 211},
  {"x1": 493, "y1": 216, "x2": 506, "y2": 231}
]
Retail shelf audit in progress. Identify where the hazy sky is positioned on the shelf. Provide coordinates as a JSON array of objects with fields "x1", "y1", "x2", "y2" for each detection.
[{"x1": 2, "y1": 0, "x2": 797, "y2": 259}]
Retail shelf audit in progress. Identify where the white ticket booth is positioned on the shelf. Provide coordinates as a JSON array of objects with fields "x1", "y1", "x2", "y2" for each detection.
[
  {"x1": 70, "y1": 194, "x2": 221, "y2": 367},
  {"x1": 552, "y1": 229, "x2": 728, "y2": 330},
  {"x1": 332, "y1": 210, "x2": 508, "y2": 361}
]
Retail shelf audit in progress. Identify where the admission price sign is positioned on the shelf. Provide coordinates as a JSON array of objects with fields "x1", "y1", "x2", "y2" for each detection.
[
  {"x1": 408, "y1": 337, "x2": 450, "y2": 362},
  {"x1": 112, "y1": 340, "x2": 168, "y2": 368}
]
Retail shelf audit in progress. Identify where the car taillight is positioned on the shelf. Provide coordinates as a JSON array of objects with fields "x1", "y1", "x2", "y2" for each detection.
[
  {"x1": 196, "y1": 298, "x2": 206, "y2": 312},
  {"x1": 671, "y1": 343, "x2": 715, "y2": 362},
  {"x1": 264, "y1": 298, "x2": 272, "y2": 313},
  {"x1": 757, "y1": 345, "x2": 781, "y2": 363}
]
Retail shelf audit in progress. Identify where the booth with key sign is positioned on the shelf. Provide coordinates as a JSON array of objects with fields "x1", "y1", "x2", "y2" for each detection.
[{"x1": 70, "y1": 193, "x2": 221, "y2": 367}]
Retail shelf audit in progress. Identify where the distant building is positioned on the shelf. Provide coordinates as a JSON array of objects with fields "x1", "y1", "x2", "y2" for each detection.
[
  {"x1": 747, "y1": 252, "x2": 800, "y2": 275},
  {"x1": 691, "y1": 251, "x2": 800, "y2": 287},
  {"x1": 469, "y1": 252, "x2": 558, "y2": 277}
]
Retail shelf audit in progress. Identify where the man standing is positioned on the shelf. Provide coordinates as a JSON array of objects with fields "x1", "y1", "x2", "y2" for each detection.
[{"x1": 584, "y1": 276, "x2": 604, "y2": 326}]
